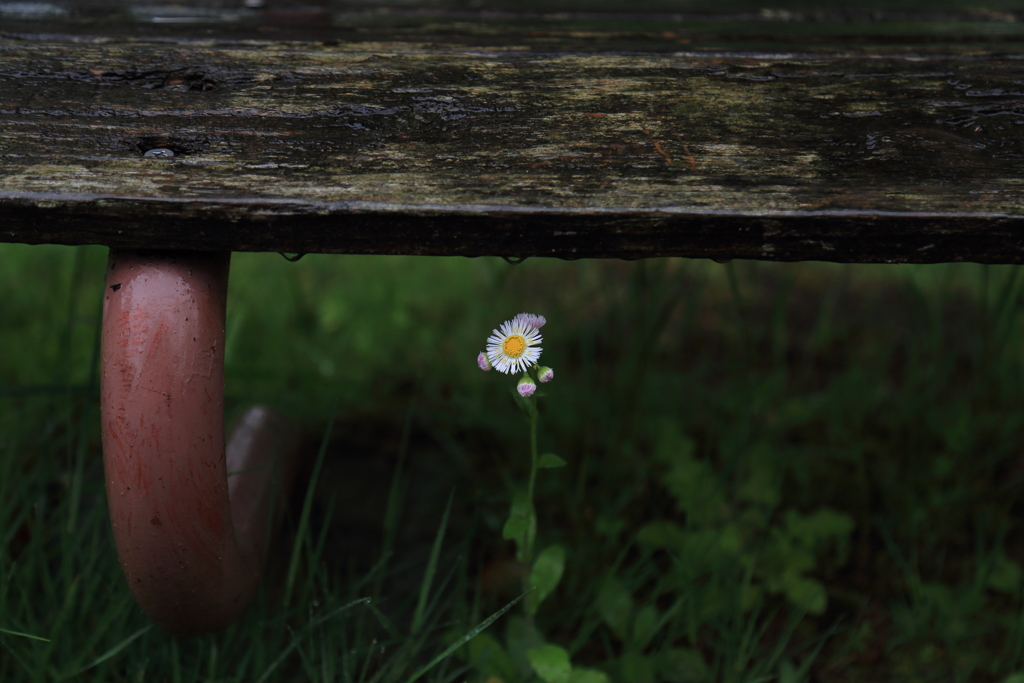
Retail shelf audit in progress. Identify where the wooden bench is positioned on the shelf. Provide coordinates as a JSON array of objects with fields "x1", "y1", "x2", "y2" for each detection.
[{"x1": 3, "y1": 0, "x2": 1023, "y2": 634}]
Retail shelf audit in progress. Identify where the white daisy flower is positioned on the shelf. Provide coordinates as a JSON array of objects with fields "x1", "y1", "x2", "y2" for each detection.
[{"x1": 486, "y1": 315, "x2": 543, "y2": 374}]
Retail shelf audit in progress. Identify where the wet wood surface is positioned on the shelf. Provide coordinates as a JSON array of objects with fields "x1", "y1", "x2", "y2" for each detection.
[{"x1": 2, "y1": 5, "x2": 1024, "y2": 262}]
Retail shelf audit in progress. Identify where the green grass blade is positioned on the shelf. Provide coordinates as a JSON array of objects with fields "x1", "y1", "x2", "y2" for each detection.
[
  {"x1": 374, "y1": 398, "x2": 416, "y2": 601},
  {"x1": 405, "y1": 590, "x2": 528, "y2": 683},
  {"x1": 433, "y1": 661, "x2": 473, "y2": 683},
  {"x1": 285, "y1": 401, "x2": 337, "y2": 606},
  {"x1": 0, "y1": 634, "x2": 36, "y2": 676},
  {"x1": 70, "y1": 624, "x2": 153, "y2": 677},
  {"x1": 411, "y1": 490, "x2": 454, "y2": 636},
  {"x1": 0, "y1": 627, "x2": 49, "y2": 642},
  {"x1": 366, "y1": 600, "x2": 403, "y2": 640},
  {"x1": 255, "y1": 597, "x2": 371, "y2": 683},
  {"x1": 59, "y1": 587, "x2": 133, "y2": 677}
]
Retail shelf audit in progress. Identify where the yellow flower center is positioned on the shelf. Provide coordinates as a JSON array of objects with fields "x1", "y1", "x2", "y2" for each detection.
[{"x1": 503, "y1": 334, "x2": 527, "y2": 358}]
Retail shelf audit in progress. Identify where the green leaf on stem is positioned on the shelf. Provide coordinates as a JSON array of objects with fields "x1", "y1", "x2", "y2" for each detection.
[
  {"x1": 631, "y1": 605, "x2": 658, "y2": 646},
  {"x1": 620, "y1": 650, "x2": 655, "y2": 683},
  {"x1": 528, "y1": 644, "x2": 572, "y2": 683},
  {"x1": 568, "y1": 669, "x2": 611, "y2": 683},
  {"x1": 657, "y1": 648, "x2": 708, "y2": 683},
  {"x1": 502, "y1": 489, "x2": 536, "y2": 562},
  {"x1": 538, "y1": 453, "x2": 567, "y2": 469},
  {"x1": 528, "y1": 544, "x2": 567, "y2": 614},
  {"x1": 502, "y1": 490, "x2": 530, "y2": 541},
  {"x1": 506, "y1": 615, "x2": 544, "y2": 680},
  {"x1": 466, "y1": 632, "x2": 518, "y2": 682},
  {"x1": 597, "y1": 577, "x2": 635, "y2": 641}
]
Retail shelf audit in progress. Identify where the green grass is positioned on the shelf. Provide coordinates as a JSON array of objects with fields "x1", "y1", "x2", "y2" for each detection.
[{"x1": 3, "y1": 244, "x2": 1024, "y2": 682}]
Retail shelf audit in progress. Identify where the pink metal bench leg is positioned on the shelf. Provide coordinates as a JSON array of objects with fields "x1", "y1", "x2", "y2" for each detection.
[{"x1": 100, "y1": 250, "x2": 296, "y2": 635}]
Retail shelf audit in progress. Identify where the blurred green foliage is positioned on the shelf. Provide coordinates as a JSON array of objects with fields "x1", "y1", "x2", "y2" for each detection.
[{"x1": 5, "y1": 244, "x2": 1024, "y2": 681}]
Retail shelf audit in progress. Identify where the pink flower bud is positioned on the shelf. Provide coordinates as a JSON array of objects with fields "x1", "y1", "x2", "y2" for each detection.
[
  {"x1": 477, "y1": 352, "x2": 491, "y2": 371},
  {"x1": 538, "y1": 366, "x2": 554, "y2": 383},
  {"x1": 517, "y1": 376, "x2": 537, "y2": 398},
  {"x1": 512, "y1": 312, "x2": 546, "y2": 330}
]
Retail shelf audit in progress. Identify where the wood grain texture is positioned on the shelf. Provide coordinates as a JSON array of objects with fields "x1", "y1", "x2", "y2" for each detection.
[{"x1": 2, "y1": 27, "x2": 1024, "y2": 262}]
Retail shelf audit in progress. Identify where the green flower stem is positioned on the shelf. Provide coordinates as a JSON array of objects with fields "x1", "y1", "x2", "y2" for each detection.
[
  {"x1": 523, "y1": 397, "x2": 539, "y2": 627},
  {"x1": 525, "y1": 403, "x2": 538, "y2": 564}
]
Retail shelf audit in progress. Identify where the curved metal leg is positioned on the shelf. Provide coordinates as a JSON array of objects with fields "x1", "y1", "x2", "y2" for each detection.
[{"x1": 100, "y1": 250, "x2": 297, "y2": 635}]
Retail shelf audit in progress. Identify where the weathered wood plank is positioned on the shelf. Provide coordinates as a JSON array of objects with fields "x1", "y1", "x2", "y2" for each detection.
[{"x1": 2, "y1": 26, "x2": 1024, "y2": 262}]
